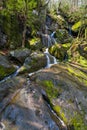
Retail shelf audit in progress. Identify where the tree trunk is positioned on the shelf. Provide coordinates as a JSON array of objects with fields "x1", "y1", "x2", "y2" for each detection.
[
  {"x1": 22, "y1": 25, "x2": 26, "y2": 48},
  {"x1": 22, "y1": 0, "x2": 28, "y2": 48}
]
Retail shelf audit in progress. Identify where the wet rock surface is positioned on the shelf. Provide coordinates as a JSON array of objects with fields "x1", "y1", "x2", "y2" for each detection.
[
  {"x1": 0, "y1": 76, "x2": 59, "y2": 130},
  {"x1": 30, "y1": 63, "x2": 87, "y2": 130},
  {"x1": 0, "y1": 54, "x2": 16, "y2": 80},
  {"x1": 9, "y1": 48, "x2": 31, "y2": 64}
]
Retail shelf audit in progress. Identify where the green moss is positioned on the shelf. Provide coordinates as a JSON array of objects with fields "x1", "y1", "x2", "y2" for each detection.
[
  {"x1": 53, "y1": 105, "x2": 87, "y2": 130},
  {"x1": 79, "y1": 56, "x2": 87, "y2": 67},
  {"x1": 29, "y1": 38, "x2": 40, "y2": 45},
  {"x1": 0, "y1": 65, "x2": 16, "y2": 80},
  {"x1": 49, "y1": 44, "x2": 67, "y2": 61},
  {"x1": 53, "y1": 105, "x2": 68, "y2": 123},
  {"x1": 70, "y1": 113, "x2": 87, "y2": 130},
  {"x1": 84, "y1": 47, "x2": 87, "y2": 51},
  {"x1": 72, "y1": 21, "x2": 82, "y2": 32},
  {"x1": 41, "y1": 80, "x2": 59, "y2": 99},
  {"x1": 62, "y1": 43, "x2": 71, "y2": 49},
  {"x1": 66, "y1": 64, "x2": 87, "y2": 86}
]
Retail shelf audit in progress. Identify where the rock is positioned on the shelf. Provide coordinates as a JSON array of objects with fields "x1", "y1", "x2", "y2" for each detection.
[
  {"x1": 49, "y1": 43, "x2": 71, "y2": 61},
  {"x1": 68, "y1": 39, "x2": 87, "y2": 66},
  {"x1": 31, "y1": 63, "x2": 87, "y2": 130},
  {"x1": 0, "y1": 29, "x2": 7, "y2": 48},
  {"x1": 56, "y1": 29, "x2": 73, "y2": 43},
  {"x1": 0, "y1": 54, "x2": 16, "y2": 80},
  {"x1": 78, "y1": 41, "x2": 87, "y2": 59},
  {"x1": 23, "y1": 51, "x2": 47, "y2": 73},
  {"x1": 57, "y1": 15, "x2": 67, "y2": 28},
  {"x1": 29, "y1": 38, "x2": 43, "y2": 51},
  {"x1": 41, "y1": 34, "x2": 53, "y2": 47},
  {"x1": 30, "y1": 41, "x2": 43, "y2": 51},
  {"x1": 0, "y1": 76, "x2": 25, "y2": 102},
  {"x1": 72, "y1": 21, "x2": 82, "y2": 32},
  {"x1": 9, "y1": 48, "x2": 31, "y2": 64},
  {"x1": 0, "y1": 77, "x2": 59, "y2": 130}
]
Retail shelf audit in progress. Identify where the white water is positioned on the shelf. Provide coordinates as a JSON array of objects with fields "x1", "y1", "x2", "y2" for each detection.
[{"x1": 44, "y1": 48, "x2": 57, "y2": 68}]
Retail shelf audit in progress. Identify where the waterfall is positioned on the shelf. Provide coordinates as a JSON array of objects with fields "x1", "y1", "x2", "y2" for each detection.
[
  {"x1": 52, "y1": 56, "x2": 57, "y2": 64},
  {"x1": 45, "y1": 54, "x2": 50, "y2": 68},
  {"x1": 41, "y1": 28, "x2": 57, "y2": 47},
  {"x1": 50, "y1": 31, "x2": 56, "y2": 44},
  {"x1": 44, "y1": 48, "x2": 57, "y2": 68}
]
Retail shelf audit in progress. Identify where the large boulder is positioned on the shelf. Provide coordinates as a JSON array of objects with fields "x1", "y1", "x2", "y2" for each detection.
[
  {"x1": 0, "y1": 54, "x2": 16, "y2": 80},
  {"x1": 56, "y1": 29, "x2": 73, "y2": 43},
  {"x1": 68, "y1": 39, "x2": 87, "y2": 67},
  {"x1": 56, "y1": 15, "x2": 67, "y2": 28},
  {"x1": 9, "y1": 48, "x2": 31, "y2": 64},
  {"x1": 18, "y1": 51, "x2": 47, "y2": 74},
  {"x1": 0, "y1": 76, "x2": 59, "y2": 130},
  {"x1": 30, "y1": 63, "x2": 87, "y2": 130},
  {"x1": 49, "y1": 43, "x2": 71, "y2": 61}
]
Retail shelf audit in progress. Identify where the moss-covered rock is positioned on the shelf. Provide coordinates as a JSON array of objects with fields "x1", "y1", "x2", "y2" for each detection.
[
  {"x1": 21, "y1": 51, "x2": 47, "y2": 73},
  {"x1": 68, "y1": 38, "x2": 87, "y2": 67},
  {"x1": 72, "y1": 21, "x2": 82, "y2": 32},
  {"x1": 31, "y1": 63, "x2": 87, "y2": 130},
  {"x1": 0, "y1": 54, "x2": 16, "y2": 80},
  {"x1": 49, "y1": 43, "x2": 71, "y2": 61},
  {"x1": 56, "y1": 15, "x2": 67, "y2": 28},
  {"x1": 56, "y1": 29, "x2": 73, "y2": 43},
  {"x1": 29, "y1": 38, "x2": 43, "y2": 51},
  {"x1": 40, "y1": 80, "x2": 59, "y2": 99}
]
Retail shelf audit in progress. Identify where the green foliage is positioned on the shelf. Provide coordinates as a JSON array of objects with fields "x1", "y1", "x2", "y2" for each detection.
[
  {"x1": 0, "y1": 0, "x2": 42, "y2": 48},
  {"x1": 49, "y1": 44, "x2": 70, "y2": 61}
]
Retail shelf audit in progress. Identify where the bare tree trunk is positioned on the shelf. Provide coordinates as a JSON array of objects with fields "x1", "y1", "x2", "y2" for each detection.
[
  {"x1": 22, "y1": 24, "x2": 26, "y2": 48},
  {"x1": 22, "y1": 0, "x2": 28, "y2": 48}
]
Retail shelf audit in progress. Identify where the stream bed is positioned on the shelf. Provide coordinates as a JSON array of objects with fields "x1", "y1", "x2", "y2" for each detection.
[{"x1": 0, "y1": 49, "x2": 66, "y2": 130}]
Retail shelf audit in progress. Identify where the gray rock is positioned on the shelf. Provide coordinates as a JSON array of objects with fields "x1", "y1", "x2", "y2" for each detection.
[
  {"x1": 0, "y1": 54, "x2": 16, "y2": 80},
  {"x1": 9, "y1": 48, "x2": 31, "y2": 63},
  {"x1": 23, "y1": 51, "x2": 47, "y2": 72}
]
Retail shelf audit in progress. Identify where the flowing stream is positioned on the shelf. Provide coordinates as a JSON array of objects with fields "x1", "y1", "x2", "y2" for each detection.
[
  {"x1": 0, "y1": 31, "x2": 67, "y2": 130},
  {"x1": 44, "y1": 48, "x2": 57, "y2": 68}
]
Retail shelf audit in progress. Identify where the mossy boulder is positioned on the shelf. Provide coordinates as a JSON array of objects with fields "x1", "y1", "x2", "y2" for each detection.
[
  {"x1": 78, "y1": 41, "x2": 87, "y2": 59},
  {"x1": 18, "y1": 52, "x2": 47, "y2": 74},
  {"x1": 56, "y1": 15, "x2": 67, "y2": 28},
  {"x1": 31, "y1": 63, "x2": 87, "y2": 130},
  {"x1": 0, "y1": 54, "x2": 16, "y2": 80},
  {"x1": 49, "y1": 43, "x2": 71, "y2": 61},
  {"x1": 9, "y1": 48, "x2": 31, "y2": 64},
  {"x1": 68, "y1": 38, "x2": 87, "y2": 66},
  {"x1": 56, "y1": 29, "x2": 73, "y2": 43},
  {"x1": 71, "y1": 19, "x2": 87, "y2": 37},
  {"x1": 29, "y1": 38, "x2": 43, "y2": 51}
]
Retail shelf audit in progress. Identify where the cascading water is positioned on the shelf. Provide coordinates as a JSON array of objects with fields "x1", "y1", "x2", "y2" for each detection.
[
  {"x1": 50, "y1": 31, "x2": 56, "y2": 44},
  {"x1": 44, "y1": 48, "x2": 57, "y2": 68}
]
